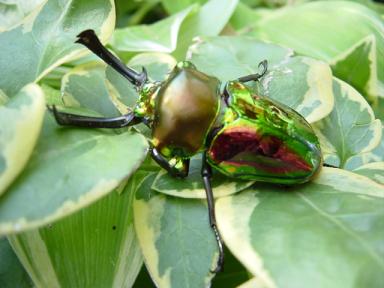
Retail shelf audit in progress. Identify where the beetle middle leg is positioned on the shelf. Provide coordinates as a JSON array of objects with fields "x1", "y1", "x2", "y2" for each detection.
[
  {"x1": 150, "y1": 148, "x2": 190, "y2": 178},
  {"x1": 201, "y1": 152, "x2": 224, "y2": 273},
  {"x1": 48, "y1": 105, "x2": 142, "y2": 128},
  {"x1": 238, "y1": 60, "x2": 268, "y2": 83}
]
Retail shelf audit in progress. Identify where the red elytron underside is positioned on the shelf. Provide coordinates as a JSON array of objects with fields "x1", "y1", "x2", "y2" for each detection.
[{"x1": 209, "y1": 127, "x2": 312, "y2": 174}]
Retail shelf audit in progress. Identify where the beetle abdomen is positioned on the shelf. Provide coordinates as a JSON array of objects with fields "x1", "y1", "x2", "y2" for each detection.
[
  {"x1": 207, "y1": 81, "x2": 322, "y2": 184},
  {"x1": 152, "y1": 61, "x2": 220, "y2": 158}
]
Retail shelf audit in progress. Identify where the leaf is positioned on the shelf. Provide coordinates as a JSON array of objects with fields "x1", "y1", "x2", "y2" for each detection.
[
  {"x1": 127, "y1": 52, "x2": 177, "y2": 82},
  {"x1": 211, "y1": 247, "x2": 250, "y2": 287},
  {"x1": 0, "y1": 84, "x2": 45, "y2": 196},
  {"x1": 110, "y1": 6, "x2": 194, "y2": 53},
  {"x1": 237, "y1": 277, "x2": 269, "y2": 288},
  {"x1": 134, "y1": 173, "x2": 218, "y2": 288},
  {"x1": 0, "y1": 0, "x2": 45, "y2": 32},
  {"x1": 353, "y1": 162, "x2": 384, "y2": 185},
  {"x1": 247, "y1": 1, "x2": 384, "y2": 103},
  {"x1": 0, "y1": 237, "x2": 33, "y2": 288},
  {"x1": 314, "y1": 78, "x2": 382, "y2": 167},
  {"x1": 152, "y1": 156, "x2": 254, "y2": 199},
  {"x1": 161, "y1": 0, "x2": 207, "y2": 14},
  {"x1": 61, "y1": 52, "x2": 177, "y2": 117},
  {"x1": 188, "y1": 36, "x2": 334, "y2": 122},
  {"x1": 330, "y1": 35, "x2": 378, "y2": 103},
  {"x1": 259, "y1": 56, "x2": 334, "y2": 123},
  {"x1": 173, "y1": 0, "x2": 239, "y2": 60},
  {"x1": 0, "y1": 114, "x2": 148, "y2": 236},
  {"x1": 187, "y1": 36, "x2": 293, "y2": 82},
  {"x1": 0, "y1": 0, "x2": 115, "y2": 97},
  {"x1": 217, "y1": 167, "x2": 384, "y2": 288},
  {"x1": 8, "y1": 178, "x2": 142, "y2": 288},
  {"x1": 61, "y1": 62, "x2": 126, "y2": 117},
  {"x1": 345, "y1": 126, "x2": 384, "y2": 170}
]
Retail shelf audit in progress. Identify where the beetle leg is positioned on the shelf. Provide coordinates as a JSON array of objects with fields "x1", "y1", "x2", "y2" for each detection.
[
  {"x1": 48, "y1": 105, "x2": 142, "y2": 128},
  {"x1": 75, "y1": 30, "x2": 147, "y2": 88},
  {"x1": 201, "y1": 152, "x2": 224, "y2": 274},
  {"x1": 238, "y1": 60, "x2": 268, "y2": 83},
  {"x1": 150, "y1": 148, "x2": 190, "y2": 178}
]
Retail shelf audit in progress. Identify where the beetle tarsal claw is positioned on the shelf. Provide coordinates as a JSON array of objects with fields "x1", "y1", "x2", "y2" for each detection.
[
  {"x1": 210, "y1": 224, "x2": 224, "y2": 274},
  {"x1": 258, "y1": 59, "x2": 268, "y2": 77}
]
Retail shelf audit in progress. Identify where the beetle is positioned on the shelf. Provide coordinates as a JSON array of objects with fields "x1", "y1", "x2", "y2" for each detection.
[{"x1": 49, "y1": 30, "x2": 323, "y2": 273}]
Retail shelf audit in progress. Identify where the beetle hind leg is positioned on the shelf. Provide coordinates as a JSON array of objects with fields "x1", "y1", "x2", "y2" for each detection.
[{"x1": 201, "y1": 152, "x2": 224, "y2": 274}]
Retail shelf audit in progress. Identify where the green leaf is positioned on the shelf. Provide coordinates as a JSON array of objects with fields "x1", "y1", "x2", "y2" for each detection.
[
  {"x1": 173, "y1": 0, "x2": 239, "y2": 60},
  {"x1": 353, "y1": 162, "x2": 384, "y2": 185},
  {"x1": 0, "y1": 114, "x2": 148, "y2": 236},
  {"x1": 217, "y1": 167, "x2": 384, "y2": 288},
  {"x1": 161, "y1": 0, "x2": 207, "y2": 14},
  {"x1": 110, "y1": 6, "x2": 194, "y2": 53},
  {"x1": 237, "y1": 277, "x2": 269, "y2": 288},
  {"x1": 188, "y1": 36, "x2": 334, "y2": 122},
  {"x1": 152, "y1": 156, "x2": 254, "y2": 199},
  {"x1": 0, "y1": 0, "x2": 115, "y2": 97},
  {"x1": 134, "y1": 173, "x2": 218, "y2": 288},
  {"x1": 0, "y1": 237, "x2": 33, "y2": 288},
  {"x1": 247, "y1": 1, "x2": 384, "y2": 104},
  {"x1": 314, "y1": 78, "x2": 382, "y2": 167},
  {"x1": 8, "y1": 178, "x2": 142, "y2": 288},
  {"x1": 0, "y1": 84, "x2": 45, "y2": 196}
]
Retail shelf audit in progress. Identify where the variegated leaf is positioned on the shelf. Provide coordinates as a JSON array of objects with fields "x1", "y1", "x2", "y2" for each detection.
[
  {"x1": 247, "y1": 1, "x2": 384, "y2": 102},
  {"x1": 134, "y1": 173, "x2": 218, "y2": 288},
  {"x1": 152, "y1": 156, "x2": 254, "y2": 199},
  {"x1": 188, "y1": 37, "x2": 334, "y2": 123},
  {"x1": 353, "y1": 162, "x2": 384, "y2": 185},
  {"x1": 8, "y1": 178, "x2": 142, "y2": 288},
  {"x1": 110, "y1": 6, "x2": 194, "y2": 53},
  {"x1": 314, "y1": 78, "x2": 382, "y2": 167},
  {"x1": 61, "y1": 62, "x2": 124, "y2": 117},
  {"x1": 187, "y1": 36, "x2": 293, "y2": 82},
  {"x1": 0, "y1": 114, "x2": 148, "y2": 235},
  {"x1": 0, "y1": 0, "x2": 44, "y2": 32},
  {"x1": 259, "y1": 56, "x2": 334, "y2": 123},
  {"x1": 0, "y1": 0, "x2": 115, "y2": 97},
  {"x1": 0, "y1": 84, "x2": 45, "y2": 196},
  {"x1": 217, "y1": 167, "x2": 384, "y2": 288},
  {"x1": 345, "y1": 126, "x2": 384, "y2": 170},
  {"x1": 173, "y1": 0, "x2": 239, "y2": 59}
]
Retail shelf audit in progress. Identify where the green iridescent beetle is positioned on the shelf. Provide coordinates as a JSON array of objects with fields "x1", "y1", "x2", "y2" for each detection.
[{"x1": 50, "y1": 30, "x2": 323, "y2": 274}]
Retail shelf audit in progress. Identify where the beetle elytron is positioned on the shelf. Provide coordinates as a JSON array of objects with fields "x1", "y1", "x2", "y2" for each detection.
[{"x1": 49, "y1": 30, "x2": 322, "y2": 273}]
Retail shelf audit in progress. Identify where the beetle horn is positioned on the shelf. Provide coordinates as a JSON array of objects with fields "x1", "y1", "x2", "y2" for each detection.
[{"x1": 75, "y1": 30, "x2": 147, "y2": 87}]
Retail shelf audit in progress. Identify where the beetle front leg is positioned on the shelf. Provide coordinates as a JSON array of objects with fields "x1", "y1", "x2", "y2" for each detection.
[
  {"x1": 76, "y1": 30, "x2": 147, "y2": 88},
  {"x1": 48, "y1": 105, "x2": 142, "y2": 128},
  {"x1": 150, "y1": 148, "x2": 190, "y2": 178},
  {"x1": 201, "y1": 152, "x2": 224, "y2": 274}
]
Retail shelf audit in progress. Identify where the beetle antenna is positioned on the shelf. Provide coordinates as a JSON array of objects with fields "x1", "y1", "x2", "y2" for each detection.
[
  {"x1": 75, "y1": 30, "x2": 147, "y2": 88},
  {"x1": 238, "y1": 60, "x2": 268, "y2": 83}
]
